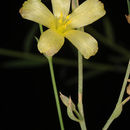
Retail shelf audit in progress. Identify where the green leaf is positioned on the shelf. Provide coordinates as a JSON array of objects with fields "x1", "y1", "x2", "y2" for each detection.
[
  {"x1": 1, "y1": 60, "x2": 43, "y2": 68},
  {"x1": 103, "y1": 17, "x2": 115, "y2": 43},
  {"x1": 0, "y1": 48, "x2": 45, "y2": 62}
]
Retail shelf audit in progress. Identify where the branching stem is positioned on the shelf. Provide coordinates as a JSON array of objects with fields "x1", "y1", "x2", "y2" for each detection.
[{"x1": 102, "y1": 60, "x2": 130, "y2": 130}]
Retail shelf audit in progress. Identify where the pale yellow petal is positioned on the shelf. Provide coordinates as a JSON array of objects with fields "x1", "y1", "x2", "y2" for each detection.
[
  {"x1": 19, "y1": 0, "x2": 55, "y2": 28},
  {"x1": 64, "y1": 30, "x2": 98, "y2": 59},
  {"x1": 69, "y1": 0, "x2": 106, "y2": 28},
  {"x1": 51, "y1": 0, "x2": 70, "y2": 18},
  {"x1": 37, "y1": 29, "x2": 64, "y2": 56}
]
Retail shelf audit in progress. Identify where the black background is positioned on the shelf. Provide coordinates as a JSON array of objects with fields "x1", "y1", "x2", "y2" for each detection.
[{"x1": 1, "y1": 0, "x2": 130, "y2": 130}]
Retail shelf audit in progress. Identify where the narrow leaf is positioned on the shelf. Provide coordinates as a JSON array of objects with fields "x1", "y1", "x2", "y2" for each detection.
[
  {"x1": 23, "y1": 24, "x2": 38, "y2": 52},
  {"x1": 103, "y1": 17, "x2": 115, "y2": 42},
  {"x1": 1, "y1": 60, "x2": 43, "y2": 68}
]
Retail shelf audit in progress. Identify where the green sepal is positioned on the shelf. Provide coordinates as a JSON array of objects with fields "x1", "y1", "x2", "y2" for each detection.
[
  {"x1": 60, "y1": 93, "x2": 82, "y2": 121},
  {"x1": 67, "y1": 97, "x2": 80, "y2": 122},
  {"x1": 60, "y1": 92, "x2": 76, "y2": 110},
  {"x1": 34, "y1": 36, "x2": 39, "y2": 42}
]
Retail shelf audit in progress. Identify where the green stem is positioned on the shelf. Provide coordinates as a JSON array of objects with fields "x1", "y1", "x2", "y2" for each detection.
[
  {"x1": 78, "y1": 51, "x2": 87, "y2": 130},
  {"x1": 38, "y1": 24, "x2": 64, "y2": 130},
  {"x1": 48, "y1": 57, "x2": 64, "y2": 130},
  {"x1": 72, "y1": 0, "x2": 87, "y2": 129},
  {"x1": 127, "y1": 0, "x2": 130, "y2": 14},
  {"x1": 78, "y1": 51, "x2": 83, "y2": 95},
  {"x1": 102, "y1": 60, "x2": 130, "y2": 130},
  {"x1": 117, "y1": 60, "x2": 130, "y2": 104}
]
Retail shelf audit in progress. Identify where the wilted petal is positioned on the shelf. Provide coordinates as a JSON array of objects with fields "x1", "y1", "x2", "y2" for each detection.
[
  {"x1": 69, "y1": 0, "x2": 106, "y2": 28},
  {"x1": 19, "y1": 0, "x2": 55, "y2": 28},
  {"x1": 64, "y1": 30, "x2": 98, "y2": 59},
  {"x1": 38, "y1": 29, "x2": 64, "y2": 56},
  {"x1": 51, "y1": 0, "x2": 70, "y2": 18}
]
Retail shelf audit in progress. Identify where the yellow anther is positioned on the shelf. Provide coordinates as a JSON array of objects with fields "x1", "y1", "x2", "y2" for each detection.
[
  {"x1": 66, "y1": 15, "x2": 70, "y2": 20},
  {"x1": 66, "y1": 20, "x2": 71, "y2": 25},
  {"x1": 56, "y1": 12, "x2": 72, "y2": 34}
]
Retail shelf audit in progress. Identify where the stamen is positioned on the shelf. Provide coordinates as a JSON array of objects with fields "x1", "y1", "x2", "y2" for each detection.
[
  {"x1": 56, "y1": 13, "x2": 72, "y2": 34},
  {"x1": 58, "y1": 12, "x2": 63, "y2": 24},
  {"x1": 66, "y1": 20, "x2": 71, "y2": 25},
  {"x1": 66, "y1": 15, "x2": 70, "y2": 20}
]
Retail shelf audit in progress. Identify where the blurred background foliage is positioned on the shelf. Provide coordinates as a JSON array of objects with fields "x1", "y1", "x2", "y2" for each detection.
[{"x1": 0, "y1": 0, "x2": 130, "y2": 130}]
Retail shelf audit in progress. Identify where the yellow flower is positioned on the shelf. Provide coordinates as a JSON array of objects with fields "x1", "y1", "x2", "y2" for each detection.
[{"x1": 19, "y1": 0, "x2": 106, "y2": 59}]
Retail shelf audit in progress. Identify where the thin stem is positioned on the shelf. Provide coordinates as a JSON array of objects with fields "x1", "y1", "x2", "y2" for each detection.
[
  {"x1": 117, "y1": 60, "x2": 130, "y2": 105},
  {"x1": 38, "y1": 23, "x2": 64, "y2": 130},
  {"x1": 72, "y1": 0, "x2": 87, "y2": 129},
  {"x1": 72, "y1": 0, "x2": 79, "y2": 10},
  {"x1": 78, "y1": 51, "x2": 87, "y2": 130},
  {"x1": 102, "y1": 60, "x2": 130, "y2": 130},
  {"x1": 78, "y1": 51, "x2": 83, "y2": 95},
  {"x1": 48, "y1": 57, "x2": 64, "y2": 130},
  {"x1": 121, "y1": 96, "x2": 130, "y2": 105},
  {"x1": 127, "y1": 0, "x2": 130, "y2": 14}
]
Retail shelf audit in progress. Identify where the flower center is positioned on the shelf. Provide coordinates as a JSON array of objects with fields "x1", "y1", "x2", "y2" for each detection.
[{"x1": 55, "y1": 13, "x2": 71, "y2": 34}]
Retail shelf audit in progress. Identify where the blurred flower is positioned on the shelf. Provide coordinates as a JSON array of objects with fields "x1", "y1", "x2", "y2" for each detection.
[{"x1": 19, "y1": 0, "x2": 106, "y2": 59}]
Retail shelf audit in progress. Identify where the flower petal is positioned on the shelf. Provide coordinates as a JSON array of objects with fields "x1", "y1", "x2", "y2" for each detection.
[
  {"x1": 64, "y1": 30, "x2": 98, "y2": 59},
  {"x1": 51, "y1": 0, "x2": 70, "y2": 18},
  {"x1": 69, "y1": 0, "x2": 106, "y2": 28},
  {"x1": 37, "y1": 29, "x2": 64, "y2": 56},
  {"x1": 19, "y1": 0, "x2": 55, "y2": 28}
]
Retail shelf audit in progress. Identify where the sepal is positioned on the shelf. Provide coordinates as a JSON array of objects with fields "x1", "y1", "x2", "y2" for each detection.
[
  {"x1": 67, "y1": 97, "x2": 80, "y2": 122},
  {"x1": 60, "y1": 93, "x2": 82, "y2": 122}
]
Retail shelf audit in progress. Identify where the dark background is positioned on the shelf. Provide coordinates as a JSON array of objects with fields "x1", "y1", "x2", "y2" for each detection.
[{"x1": 1, "y1": 0, "x2": 130, "y2": 130}]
